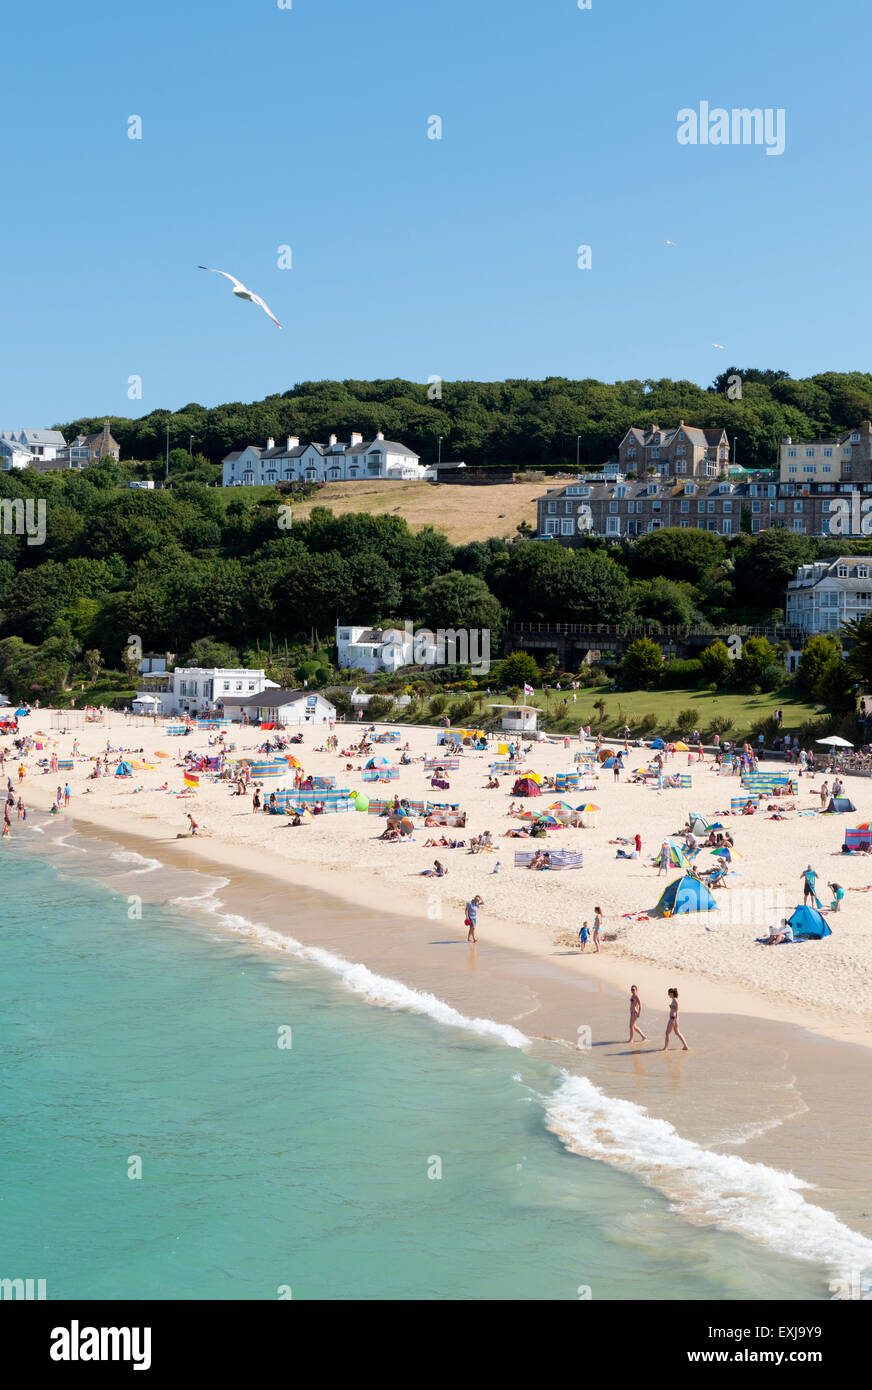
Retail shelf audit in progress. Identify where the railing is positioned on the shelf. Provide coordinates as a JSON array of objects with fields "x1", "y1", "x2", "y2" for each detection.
[{"x1": 506, "y1": 622, "x2": 804, "y2": 641}]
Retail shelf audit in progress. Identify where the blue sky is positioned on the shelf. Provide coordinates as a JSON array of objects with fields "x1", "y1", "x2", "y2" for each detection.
[{"x1": 2, "y1": 0, "x2": 869, "y2": 426}]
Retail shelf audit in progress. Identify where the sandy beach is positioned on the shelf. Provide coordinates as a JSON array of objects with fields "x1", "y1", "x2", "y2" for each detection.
[{"x1": 8, "y1": 710, "x2": 872, "y2": 1048}]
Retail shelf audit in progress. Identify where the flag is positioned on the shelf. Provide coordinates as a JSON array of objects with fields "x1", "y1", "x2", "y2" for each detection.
[
  {"x1": 184, "y1": 772, "x2": 199, "y2": 789},
  {"x1": 523, "y1": 683, "x2": 534, "y2": 696}
]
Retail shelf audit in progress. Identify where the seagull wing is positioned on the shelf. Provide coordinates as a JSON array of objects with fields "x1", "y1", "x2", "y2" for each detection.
[
  {"x1": 198, "y1": 265, "x2": 246, "y2": 293},
  {"x1": 712, "y1": 343, "x2": 725, "y2": 349},
  {"x1": 249, "y1": 292, "x2": 283, "y2": 328}
]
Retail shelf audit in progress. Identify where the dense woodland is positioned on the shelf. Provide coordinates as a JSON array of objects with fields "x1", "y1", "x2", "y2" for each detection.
[
  {"x1": 3, "y1": 455, "x2": 872, "y2": 707},
  {"x1": 57, "y1": 369, "x2": 872, "y2": 476}
]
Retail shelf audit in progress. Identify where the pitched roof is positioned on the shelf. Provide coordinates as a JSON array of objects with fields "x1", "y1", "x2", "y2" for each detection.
[{"x1": 218, "y1": 688, "x2": 331, "y2": 708}]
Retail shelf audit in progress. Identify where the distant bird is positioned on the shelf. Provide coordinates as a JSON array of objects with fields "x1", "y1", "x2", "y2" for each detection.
[
  {"x1": 665, "y1": 239, "x2": 677, "y2": 245},
  {"x1": 198, "y1": 266, "x2": 282, "y2": 327},
  {"x1": 712, "y1": 343, "x2": 725, "y2": 350}
]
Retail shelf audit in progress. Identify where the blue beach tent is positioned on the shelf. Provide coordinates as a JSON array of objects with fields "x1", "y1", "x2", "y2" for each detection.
[
  {"x1": 650, "y1": 737, "x2": 665, "y2": 749},
  {"x1": 656, "y1": 873, "x2": 718, "y2": 917},
  {"x1": 787, "y1": 905, "x2": 832, "y2": 940}
]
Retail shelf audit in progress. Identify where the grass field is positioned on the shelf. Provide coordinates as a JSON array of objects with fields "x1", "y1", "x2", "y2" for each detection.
[
  {"x1": 288, "y1": 480, "x2": 544, "y2": 544},
  {"x1": 390, "y1": 684, "x2": 825, "y2": 741}
]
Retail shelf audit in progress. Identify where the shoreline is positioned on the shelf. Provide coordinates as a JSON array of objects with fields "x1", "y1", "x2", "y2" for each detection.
[
  {"x1": 19, "y1": 784, "x2": 872, "y2": 1252},
  {"x1": 21, "y1": 768, "x2": 871, "y2": 1052}
]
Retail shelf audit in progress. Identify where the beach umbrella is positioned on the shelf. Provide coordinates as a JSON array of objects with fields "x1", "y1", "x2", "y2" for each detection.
[
  {"x1": 815, "y1": 735, "x2": 853, "y2": 748},
  {"x1": 284, "y1": 755, "x2": 301, "y2": 767},
  {"x1": 575, "y1": 802, "x2": 601, "y2": 812}
]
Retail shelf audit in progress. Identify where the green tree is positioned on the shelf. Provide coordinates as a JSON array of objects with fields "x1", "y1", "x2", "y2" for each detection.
[
  {"x1": 500, "y1": 651, "x2": 540, "y2": 688},
  {"x1": 699, "y1": 639, "x2": 732, "y2": 687},
  {"x1": 622, "y1": 637, "x2": 663, "y2": 690},
  {"x1": 795, "y1": 633, "x2": 842, "y2": 692},
  {"x1": 739, "y1": 636, "x2": 779, "y2": 687},
  {"x1": 418, "y1": 572, "x2": 503, "y2": 635}
]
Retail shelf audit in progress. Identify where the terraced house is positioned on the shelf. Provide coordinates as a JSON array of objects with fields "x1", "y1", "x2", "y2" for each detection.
[
  {"x1": 222, "y1": 432, "x2": 428, "y2": 486},
  {"x1": 536, "y1": 472, "x2": 872, "y2": 543}
]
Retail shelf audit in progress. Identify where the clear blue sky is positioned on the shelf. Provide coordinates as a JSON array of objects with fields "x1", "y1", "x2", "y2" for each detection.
[{"x1": 3, "y1": 0, "x2": 869, "y2": 426}]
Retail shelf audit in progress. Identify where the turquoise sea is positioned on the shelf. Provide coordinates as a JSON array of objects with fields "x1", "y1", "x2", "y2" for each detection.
[{"x1": 0, "y1": 835, "x2": 863, "y2": 1300}]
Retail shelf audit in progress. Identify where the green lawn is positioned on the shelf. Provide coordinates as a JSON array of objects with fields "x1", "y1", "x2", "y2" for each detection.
[{"x1": 396, "y1": 684, "x2": 824, "y2": 741}]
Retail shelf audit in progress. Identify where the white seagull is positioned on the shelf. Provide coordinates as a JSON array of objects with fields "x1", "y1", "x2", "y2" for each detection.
[
  {"x1": 665, "y1": 239, "x2": 677, "y2": 245},
  {"x1": 712, "y1": 342, "x2": 725, "y2": 349},
  {"x1": 198, "y1": 265, "x2": 282, "y2": 328}
]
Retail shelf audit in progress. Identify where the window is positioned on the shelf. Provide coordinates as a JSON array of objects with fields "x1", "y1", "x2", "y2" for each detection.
[
  {"x1": 627, "y1": 447, "x2": 636, "y2": 459},
  {"x1": 609, "y1": 500, "x2": 618, "y2": 513},
  {"x1": 824, "y1": 448, "x2": 833, "y2": 457},
  {"x1": 606, "y1": 516, "x2": 620, "y2": 534},
  {"x1": 676, "y1": 444, "x2": 686, "y2": 455},
  {"x1": 822, "y1": 464, "x2": 831, "y2": 474},
  {"x1": 837, "y1": 566, "x2": 848, "y2": 577},
  {"x1": 793, "y1": 520, "x2": 804, "y2": 532},
  {"x1": 722, "y1": 501, "x2": 732, "y2": 513},
  {"x1": 652, "y1": 501, "x2": 661, "y2": 512},
  {"x1": 777, "y1": 500, "x2": 785, "y2": 513},
  {"x1": 680, "y1": 520, "x2": 689, "y2": 528},
  {"x1": 752, "y1": 519, "x2": 761, "y2": 534},
  {"x1": 859, "y1": 566, "x2": 869, "y2": 578},
  {"x1": 248, "y1": 682, "x2": 256, "y2": 691},
  {"x1": 803, "y1": 465, "x2": 816, "y2": 475},
  {"x1": 851, "y1": 432, "x2": 860, "y2": 442},
  {"x1": 722, "y1": 519, "x2": 732, "y2": 534},
  {"x1": 650, "y1": 447, "x2": 660, "y2": 459},
  {"x1": 679, "y1": 431, "x2": 685, "y2": 441},
  {"x1": 547, "y1": 501, "x2": 557, "y2": 513},
  {"x1": 235, "y1": 682, "x2": 243, "y2": 691},
  {"x1": 564, "y1": 501, "x2": 574, "y2": 514},
  {"x1": 698, "y1": 500, "x2": 705, "y2": 513},
  {"x1": 787, "y1": 448, "x2": 797, "y2": 458},
  {"x1": 222, "y1": 681, "x2": 230, "y2": 691},
  {"x1": 794, "y1": 501, "x2": 803, "y2": 513},
  {"x1": 707, "y1": 500, "x2": 715, "y2": 513},
  {"x1": 806, "y1": 448, "x2": 815, "y2": 457},
  {"x1": 560, "y1": 518, "x2": 574, "y2": 535},
  {"x1": 788, "y1": 464, "x2": 797, "y2": 474},
  {"x1": 752, "y1": 501, "x2": 761, "y2": 513},
  {"x1": 680, "y1": 499, "x2": 689, "y2": 513}
]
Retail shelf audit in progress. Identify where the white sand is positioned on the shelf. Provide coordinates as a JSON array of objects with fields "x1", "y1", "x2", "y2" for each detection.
[{"x1": 9, "y1": 713, "x2": 872, "y2": 1045}]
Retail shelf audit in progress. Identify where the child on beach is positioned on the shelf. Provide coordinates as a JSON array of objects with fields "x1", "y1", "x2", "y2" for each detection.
[{"x1": 578, "y1": 922, "x2": 589, "y2": 952}]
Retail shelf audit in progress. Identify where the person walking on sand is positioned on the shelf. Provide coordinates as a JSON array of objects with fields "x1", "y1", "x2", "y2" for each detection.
[
  {"x1": 657, "y1": 839, "x2": 670, "y2": 876},
  {"x1": 819, "y1": 780, "x2": 829, "y2": 810},
  {"x1": 802, "y1": 864, "x2": 818, "y2": 904},
  {"x1": 578, "y1": 921, "x2": 590, "y2": 952},
  {"x1": 661, "y1": 987, "x2": 689, "y2": 1051},
  {"x1": 627, "y1": 985, "x2": 647, "y2": 1043},
  {"x1": 592, "y1": 906, "x2": 603, "y2": 953},
  {"x1": 466, "y1": 895, "x2": 483, "y2": 943}
]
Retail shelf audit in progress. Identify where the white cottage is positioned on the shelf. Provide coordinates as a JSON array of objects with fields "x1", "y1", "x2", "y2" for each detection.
[
  {"x1": 219, "y1": 688, "x2": 336, "y2": 726},
  {"x1": 222, "y1": 432, "x2": 427, "y2": 486}
]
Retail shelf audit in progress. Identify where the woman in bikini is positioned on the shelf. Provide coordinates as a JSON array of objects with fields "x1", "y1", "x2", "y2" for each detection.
[
  {"x1": 627, "y1": 985, "x2": 647, "y2": 1043},
  {"x1": 661, "y1": 987, "x2": 689, "y2": 1051}
]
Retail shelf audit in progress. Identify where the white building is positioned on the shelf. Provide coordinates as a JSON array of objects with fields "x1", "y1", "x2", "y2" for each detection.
[
  {"x1": 786, "y1": 556, "x2": 872, "y2": 634},
  {"x1": 489, "y1": 703, "x2": 540, "y2": 734},
  {"x1": 134, "y1": 667, "x2": 271, "y2": 716},
  {"x1": 222, "y1": 432, "x2": 428, "y2": 486},
  {"x1": 336, "y1": 624, "x2": 413, "y2": 673},
  {"x1": 219, "y1": 688, "x2": 336, "y2": 725},
  {"x1": 1, "y1": 428, "x2": 67, "y2": 470}
]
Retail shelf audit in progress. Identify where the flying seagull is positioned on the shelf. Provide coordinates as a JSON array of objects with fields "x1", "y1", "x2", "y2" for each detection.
[
  {"x1": 198, "y1": 266, "x2": 282, "y2": 328},
  {"x1": 665, "y1": 239, "x2": 676, "y2": 245},
  {"x1": 712, "y1": 342, "x2": 725, "y2": 349}
]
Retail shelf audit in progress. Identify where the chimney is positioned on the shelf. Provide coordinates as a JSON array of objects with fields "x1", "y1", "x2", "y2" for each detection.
[
  {"x1": 286, "y1": 436, "x2": 299, "y2": 450},
  {"x1": 267, "y1": 437, "x2": 275, "y2": 450},
  {"x1": 376, "y1": 430, "x2": 384, "y2": 441},
  {"x1": 329, "y1": 433, "x2": 337, "y2": 447},
  {"x1": 103, "y1": 419, "x2": 111, "y2": 441},
  {"x1": 350, "y1": 432, "x2": 363, "y2": 447}
]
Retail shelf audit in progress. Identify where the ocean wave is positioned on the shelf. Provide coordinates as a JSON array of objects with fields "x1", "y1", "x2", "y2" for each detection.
[
  {"x1": 545, "y1": 1072, "x2": 872, "y2": 1286},
  {"x1": 111, "y1": 850, "x2": 163, "y2": 874},
  {"x1": 209, "y1": 908, "x2": 530, "y2": 1049}
]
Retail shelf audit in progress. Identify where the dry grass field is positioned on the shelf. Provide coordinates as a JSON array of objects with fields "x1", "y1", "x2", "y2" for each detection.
[{"x1": 290, "y1": 480, "x2": 546, "y2": 544}]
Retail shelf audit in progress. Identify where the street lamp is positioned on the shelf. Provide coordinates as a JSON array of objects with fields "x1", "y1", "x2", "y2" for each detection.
[
  {"x1": 189, "y1": 434, "x2": 195, "y2": 460},
  {"x1": 165, "y1": 425, "x2": 170, "y2": 482},
  {"x1": 437, "y1": 435, "x2": 443, "y2": 466},
  {"x1": 576, "y1": 435, "x2": 583, "y2": 473}
]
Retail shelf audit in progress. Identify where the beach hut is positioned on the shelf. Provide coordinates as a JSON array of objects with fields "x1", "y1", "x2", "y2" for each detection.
[
  {"x1": 826, "y1": 796, "x2": 856, "y2": 813},
  {"x1": 786, "y1": 905, "x2": 832, "y2": 940},
  {"x1": 511, "y1": 776, "x2": 541, "y2": 797},
  {"x1": 656, "y1": 874, "x2": 718, "y2": 917}
]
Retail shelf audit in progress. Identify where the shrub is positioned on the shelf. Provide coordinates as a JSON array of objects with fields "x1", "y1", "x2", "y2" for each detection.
[
  {"x1": 451, "y1": 696, "x2": 475, "y2": 722},
  {"x1": 750, "y1": 715, "x2": 780, "y2": 744},
  {"x1": 675, "y1": 707, "x2": 699, "y2": 734},
  {"x1": 709, "y1": 716, "x2": 734, "y2": 736},
  {"x1": 428, "y1": 694, "x2": 448, "y2": 718},
  {"x1": 622, "y1": 637, "x2": 663, "y2": 690},
  {"x1": 366, "y1": 695, "x2": 394, "y2": 719},
  {"x1": 660, "y1": 659, "x2": 703, "y2": 690},
  {"x1": 639, "y1": 712, "x2": 658, "y2": 732},
  {"x1": 759, "y1": 663, "x2": 783, "y2": 692}
]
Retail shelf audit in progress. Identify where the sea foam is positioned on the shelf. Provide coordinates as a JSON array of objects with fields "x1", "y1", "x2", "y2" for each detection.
[{"x1": 545, "y1": 1071, "x2": 872, "y2": 1286}]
